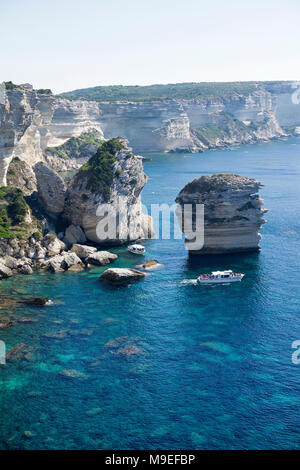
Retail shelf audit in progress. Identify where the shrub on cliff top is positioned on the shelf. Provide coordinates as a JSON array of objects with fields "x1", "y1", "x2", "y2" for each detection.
[{"x1": 77, "y1": 138, "x2": 125, "y2": 201}]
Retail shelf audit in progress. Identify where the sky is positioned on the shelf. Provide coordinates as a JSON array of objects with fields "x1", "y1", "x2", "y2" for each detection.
[{"x1": 1, "y1": 0, "x2": 300, "y2": 94}]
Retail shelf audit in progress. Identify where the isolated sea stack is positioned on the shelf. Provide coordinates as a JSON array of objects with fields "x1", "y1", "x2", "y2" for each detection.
[{"x1": 175, "y1": 173, "x2": 267, "y2": 255}]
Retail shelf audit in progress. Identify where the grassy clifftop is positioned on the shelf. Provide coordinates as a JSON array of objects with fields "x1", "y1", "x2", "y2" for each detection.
[{"x1": 59, "y1": 81, "x2": 289, "y2": 102}]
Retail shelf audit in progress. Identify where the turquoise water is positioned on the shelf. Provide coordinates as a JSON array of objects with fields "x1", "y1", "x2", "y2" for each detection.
[{"x1": 1, "y1": 138, "x2": 300, "y2": 449}]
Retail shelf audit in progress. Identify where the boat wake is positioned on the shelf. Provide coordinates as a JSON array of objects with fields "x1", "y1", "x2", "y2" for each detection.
[{"x1": 180, "y1": 279, "x2": 198, "y2": 286}]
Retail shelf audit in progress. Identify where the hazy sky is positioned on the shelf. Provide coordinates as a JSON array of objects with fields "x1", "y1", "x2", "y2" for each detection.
[{"x1": 1, "y1": 0, "x2": 300, "y2": 94}]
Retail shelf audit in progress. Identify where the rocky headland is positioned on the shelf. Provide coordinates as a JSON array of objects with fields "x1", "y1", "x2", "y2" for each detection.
[
  {"x1": 176, "y1": 173, "x2": 267, "y2": 255},
  {"x1": 0, "y1": 135, "x2": 153, "y2": 279},
  {"x1": 1, "y1": 81, "x2": 300, "y2": 187}
]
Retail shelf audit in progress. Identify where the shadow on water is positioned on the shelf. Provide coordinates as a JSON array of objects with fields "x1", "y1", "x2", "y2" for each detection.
[{"x1": 184, "y1": 250, "x2": 261, "y2": 273}]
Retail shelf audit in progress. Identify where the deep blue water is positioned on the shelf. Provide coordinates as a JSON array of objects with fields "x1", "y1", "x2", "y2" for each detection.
[{"x1": 1, "y1": 138, "x2": 300, "y2": 449}]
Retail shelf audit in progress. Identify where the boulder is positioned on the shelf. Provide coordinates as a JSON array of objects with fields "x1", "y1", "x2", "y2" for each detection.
[
  {"x1": 47, "y1": 255, "x2": 65, "y2": 272},
  {"x1": 33, "y1": 162, "x2": 66, "y2": 216},
  {"x1": 19, "y1": 297, "x2": 50, "y2": 306},
  {"x1": 0, "y1": 263, "x2": 13, "y2": 279},
  {"x1": 61, "y1": 252, "x2": 83, "y2": 270},
  {"x1": 42, "y1": 234, "x2": 66, "y2": 256},
  {"x1": 86, "y1": 251, "x2": 118, "y2": 266},
  {"x1": 46, "y1": 252, "x2": 83, "y2": 272},
  {"x1": 4, "y1": 256, "x2": 19, "y2": 270},
  {"x1": 136, "y1": 259, "x2": 163, "y2": 270},
  {"x1": 19, "y1": 264, "x2": 33, "y2": 275},
  {"x1": 99, "y1": 268, "x2": 147, "y2": 286},
  {"x1": 64, "y1": 225, "x2": 87, "y2": 246},
  {"x1": 70, "y1": 244, "x2": 97, "y2": 260},
  {"x1": 0, "y1": 320, "x2": 14, "y2": 329}
]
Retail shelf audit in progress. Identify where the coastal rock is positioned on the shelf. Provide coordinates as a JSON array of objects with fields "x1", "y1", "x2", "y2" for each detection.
[
  {"x1": 64, "y1": 224, "x2": 87, "y2": 246},
  {"x1": 136, "y1": 259, "x2": 163, "y2": 270},
  {"x1": 70, "y1": 244, "x2": 97, "y2": 260},
  {"x1": 6, "y1": 158, "x2": 37, "y2": 195},
  {"x1": 20, "y1": 297, "x2": 50, "y2": 306},
  {"x1": 44, "y1": 129, "x2": 104, "y2": 173},
  {"x1": 4, "y1": 256, "x2": 19, "y2": 270},
  {"x1": 99, "y1": 268, "x2": 147, "y2": 286},
  {"x1": 33, "y1": 162, "x2": 66, "y2": 215},
  {"x1": 0, "y1": 263, "x2": 13, "y2": 279},
  {"x1": 42, "y1": 233, "x2": 66, "y2": 256},
  {"x1": 63, "y1": 138, "x2": 154, "y2": 244},
  {"x1": 0, "y1": 320, "x2": 14, "y2": 329},
  {"x1": 18, "y1": 264, "x2": 33, "y2": 275},
  {"x1": 86, "y1": 251, "x2": 118, "y2": 266},
  {"x1": 61, "y1": 252, "x2": 83, "y2": 270},
  {"x1": 175, "y1": 173, "x2": 267, "y2": 255},
  {"x1": 46, "y1": 251, "x2": 83, "y2": 272}
]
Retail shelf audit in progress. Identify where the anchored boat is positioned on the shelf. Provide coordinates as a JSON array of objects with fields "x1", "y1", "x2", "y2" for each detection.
[
  {"x1": 197, "y1": 270, "x2": 244, "y2": 284},
  {"x1": 127, "y1": 244, "x2": 146, "y2": 255}
]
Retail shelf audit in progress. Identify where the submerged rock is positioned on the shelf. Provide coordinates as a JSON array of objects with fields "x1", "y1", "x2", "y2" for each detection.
[
  {"x1": 99, "y1": 268, "x2": 147, "y2": 286},
  {"x1": 176, "y1": 173, "x2": 267, "y2": 255},
  {"x1": 42, "y1": 329, "x2": 68, "y2": 339},
  {"x1": 115, "y1": 345, "x2": 143, "y2": 356},
  {"x1": 59, "y1": 369, "x2": 87, "y2": 379},
  {"x1": 5, "y1": 343, "x2": 28, "y2": 362},
  {"x1": 19, "y1": 297, "x2": 50, "y2": 306},
  {"x1": 136, "y1": 259, "x2": 163, "y2": 270},
  {"x1": 18, "y1": 317, "x2": 38, "y2": 323},
  {"x1": 0, "y1": 320, "x2": 14, "y2": 329}
]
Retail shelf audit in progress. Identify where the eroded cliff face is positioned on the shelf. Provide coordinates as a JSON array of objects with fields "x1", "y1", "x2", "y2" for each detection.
[
  {"x1": 63, "y1": 139, "x2": 153, "y2": 244},
  {"x1": 176, "y1": 173, "x2": 267, "y2": 255},
  {"x1": 0, "y1": 85, "x2": 103, "y2": 185},
  {"x1": 1, "y1": 82, "x2": 300, "y2": 186}
]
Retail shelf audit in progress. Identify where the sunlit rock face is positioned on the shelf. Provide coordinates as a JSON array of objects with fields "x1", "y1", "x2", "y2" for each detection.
[
  {"x1": 63, "y1": 139, "x2": 153, "y2": 245},
  {"x1": 1, "y1": 82, "x2": 300, "y2": 187},
  {"x1": 176, "y1": 173, "x2": 267, "y2": 255},
  {"x1": 0, "y1": 86, "x2": 104, "y2": 186}
]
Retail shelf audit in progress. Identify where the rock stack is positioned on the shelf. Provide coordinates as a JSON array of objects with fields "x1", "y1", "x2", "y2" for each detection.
[{"x1": 175, "y1": 173, "x2": 267, "y2": 255}]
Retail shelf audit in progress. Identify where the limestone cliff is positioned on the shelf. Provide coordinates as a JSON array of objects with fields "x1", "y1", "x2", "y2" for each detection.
[
  {"x1": 63, "y1": 138, "x2": 153, "y2": 244},
  {"x1": 176, "y1": 173, "x2": 267, "y2": 255},
  {"x1": 1, "y1": 81, "x2": 300, "y2": 187}
]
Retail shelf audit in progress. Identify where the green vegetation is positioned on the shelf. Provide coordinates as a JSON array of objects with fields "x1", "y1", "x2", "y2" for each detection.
[
  {"x1": 37, "y1": 89, "x2": 52, "y2": 95},
  {"x1": 46, "y1": 130, "x2": 103, "y2": 160},
  {"x1": 193, "y1": 126, "x2": 224, "y2": 140},
  {"x1": 0, "y1": 187, "x2": 30, "y2": 239},
  {"x1": 4, "y1": 81, "x2": 17, "y2": 90},
  {"x1": 77, "y1": 138, "x2": 124, "y2": 201},
  {"x1": 59, "y1": 81, "x2": 289, "y2": 102}
]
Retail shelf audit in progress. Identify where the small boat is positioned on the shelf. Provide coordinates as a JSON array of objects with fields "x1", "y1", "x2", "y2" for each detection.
[
  {"x1": 127, "y1": 244, "x2": 146, "y2": 255},
  {"x1": 197, "y1": 270, "x2": 244, "y2": 284}
]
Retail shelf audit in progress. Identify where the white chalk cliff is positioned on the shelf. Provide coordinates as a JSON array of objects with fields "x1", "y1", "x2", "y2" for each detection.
[
  {"x1": 176, "y1": 173, "x2": 267, "y2": 255},
  {"x1": 1, "y1": 82, "x2": 300, "y2": 186}
]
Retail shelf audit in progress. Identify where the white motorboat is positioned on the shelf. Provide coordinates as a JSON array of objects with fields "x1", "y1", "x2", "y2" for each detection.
[
  {"x1": 197, "y1": 270, "x2": 244, "y2": 284},
  {"x1": 127, "y1": 244, "x2": 146, "y2": 255}
]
